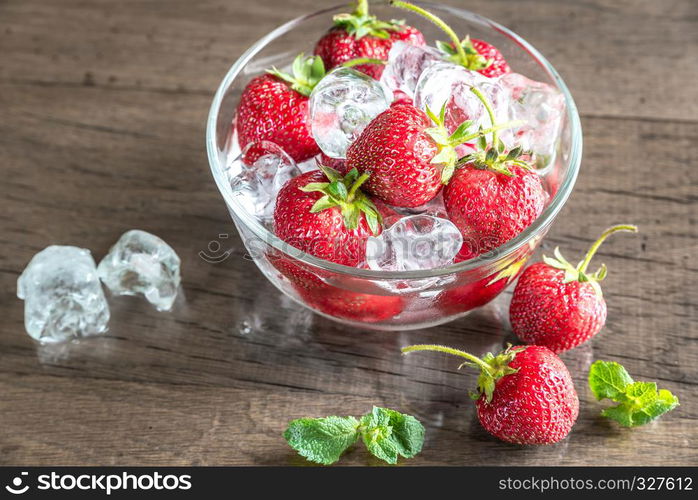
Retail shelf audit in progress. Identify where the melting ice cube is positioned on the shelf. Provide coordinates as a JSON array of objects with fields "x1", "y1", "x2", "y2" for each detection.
[
  {"x1": 17, "y1": 246, "x2": 110, "y2": 343},
  {"x1": 229, "y1": 141, "x2": 301, "y2": 223},
  {"x1": 308, "y1": 67, "x2": 392, "y2": 159},
  {"x1": 500, "y1": 72, "x2": 565, "y2": 169},
  {"x1": 97, "y1": 230, "x2": 181, "y2": 311},
  {"x1": 414, "y1": 62, "x2": 510, "y2": 152},
  {"x1": 366, "y1": 215, "x2": 463, "y2": 272},
  {"x1": 380, "y1": 41, "x2": 444, "y2": 98}
]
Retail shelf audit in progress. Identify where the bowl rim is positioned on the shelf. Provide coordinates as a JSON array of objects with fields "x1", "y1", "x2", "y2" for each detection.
[{"x1": 206, "y1": 1, "x2": 582, "y2": 280}]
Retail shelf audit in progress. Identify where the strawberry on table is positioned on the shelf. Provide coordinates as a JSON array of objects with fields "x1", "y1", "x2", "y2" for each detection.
[
  {"x1": 402, "y1": 344, "x2": 579, "y2": 445},
  {"x1": 314, "y1": 0, "x2": 425, "y2": 79},
  {"x1": 390, "y1": 1, "x2": 511, "y2": 78},
  {"x1": 236, "y1": 54, "x2": 325, "y2": 163},
  {"x1": 443, "y1": 88, "x2": 547, "y2": 259},
  {"x1": 510, "y1": 224, "x2": 638, "y2": 353}
]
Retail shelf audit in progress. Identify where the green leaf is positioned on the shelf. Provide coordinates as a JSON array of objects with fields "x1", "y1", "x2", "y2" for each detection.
[
  {"x1": 359, "y1": 407, "x2": 425, "y2": 465},
  {"x1": 589, "y1": 360, "x2": 634, "y2": 401},
  {"x1": 309, "y1": 196, "x2": 338, "y2": 213},
  {"x1": 436, "y1": 40, "x2": 456, "y2": 56},
  {"x1": 588, "y1": 361, "x2": 679, "y2": 427},
  {"x1": 283, "y1": 416, "x2": 360, "y2": 465},
  {"x1": 299, "y1": 182, "x2": 330, "y2": 193},
  {"x1": 327, "y1": 180, "x2": 348, "y2": 200}
]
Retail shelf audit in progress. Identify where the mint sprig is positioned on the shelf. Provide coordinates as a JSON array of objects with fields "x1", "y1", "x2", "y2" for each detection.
[
  {"x1": 283, "y1": 407, "x2": 425, "y2": 465},
  {"x1": 589, "y1": 361, "x2": 679, "y2": 427}
]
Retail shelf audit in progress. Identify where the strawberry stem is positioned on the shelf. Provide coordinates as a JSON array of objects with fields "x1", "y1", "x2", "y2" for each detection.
[
  {"x1": 577, "y1": 225, "x2": 638, "y2": 274},
  {"x1": 390, "y1": 1, "x2": 468, "y2": 66},
  {"x1": 402, "y1": 344, "x2": 493, "y2": 375},
  {"x1": 355, "y1": 0, "x2": 369, "y2": 17},
  {"x1": 470, "y1": 86, "x2": 498, "y2": 146},
  {"x1": 342, "y1": 57, "x2": 387, "y2": 68},
  {"x1": 347, "y1": 173, "x2": 371, "y2": 201},
  {"x1": 402, "y1": 344, "x2": 522, "y2": 403}
]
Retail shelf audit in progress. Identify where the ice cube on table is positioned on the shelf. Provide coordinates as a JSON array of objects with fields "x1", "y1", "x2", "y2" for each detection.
[
  {"x1": 97, "y1": 230, "x2": 181, "y2": 311},
  {"x1": 380, "y1": 41, "x2": 444, "y2": 98},
  {"x1": 414, "y1": 62, "x2": 510, "y2": 152},
  {"x1": 366, "y1": 215, "x2": 463, "y2": 272},
  {"x1": 17, "y1": 246, "x2": 110, "y2": 343},
  {"x1": 309, "y1": 67, "x2": 393, "y2": 159},
  {"x1": 500, "y1": 73, "x2": 565, "y2": 169},
  {"x1": 229, "y1": 141, "x2": 301, "y2": 223}
]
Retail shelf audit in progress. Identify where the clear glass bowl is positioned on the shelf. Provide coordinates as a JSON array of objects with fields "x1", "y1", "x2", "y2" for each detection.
[{"x1": 206, "y1": 1, "x2": 582, "y2": 331}]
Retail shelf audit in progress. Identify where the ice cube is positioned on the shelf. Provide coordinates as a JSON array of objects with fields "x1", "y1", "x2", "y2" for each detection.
[
  {"x1": 500, "y1": 73, "x2": 565, "y2": 169},
  {"x1": 17, "y1": 246, "x2": 110, "y2": 343},
  {"x1": 380, "y1": 41, "x2": 444, "y2": 97},
  {"x1": 229, "y1": 141, "x2": 301, "y2": 223},
  {"x1": 366, "y1": 215, "x2": 463, "y2": 272},
  {"x1": 414, "y1": 62, "x2": 510, "y2": 153},
  {"x1": 308, "y1": 67, "x2": 393, "y2": 159},
  {"x1": 97, "y1": 230, "x2": 181, "y2": 311}
]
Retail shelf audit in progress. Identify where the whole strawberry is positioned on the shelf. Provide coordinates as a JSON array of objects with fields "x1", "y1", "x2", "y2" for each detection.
[
  {"x1": 510, "y1": 225, "x2": 638, "y2": 353},
  {"x1": 346, "y1": 103, "x2": 500, "y2": 207},
  {"x1": 273, "y1": 166, "x2": 381, "y2": 267},
  {"x1": 391, "y1": 1, "x2": 510, "y2": 78},
  {"x1": 402, "y1": 344, "x2": 579, "y2": 444},
  {"x1": 236, "y1": 54, "x2": 325, "y2": 163},
  {"x1": 315, "y1": 0, "x2": 425, "y2": 79},
  {"x1": 443, "y1": 87, "x2": 546, "y2": 259}
]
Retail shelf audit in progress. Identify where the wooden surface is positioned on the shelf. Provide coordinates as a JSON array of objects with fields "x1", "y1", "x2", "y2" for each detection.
[{"x1": 1, "y1": 0, "x2": 696, "y2": 466}]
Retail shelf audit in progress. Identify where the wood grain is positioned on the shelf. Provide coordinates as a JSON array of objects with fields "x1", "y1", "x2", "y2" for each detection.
[{"x1": 0, "y1": 0, "x2": 696, "y2": 466}]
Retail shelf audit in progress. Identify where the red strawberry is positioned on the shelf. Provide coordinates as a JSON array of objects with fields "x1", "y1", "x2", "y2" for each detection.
[
  {"x1": 298, "y1": 283, "x2": 403, "y2": 323},
  {"x1": 436, "y1": 37, "x2": 511, "y2": 79},
  {"x1": 236, "y1": 54, "x2": 325, "y2": 163},
  {"x1": 437, "y1": 255, "x2": 527, "y2": 314},
  {"x1": 317, "y1": 153, "x2": 349, "y2": 175},
  {"x1": 346, "y1": 103, "x2": 492, "y2": 207},
  {"x1": 444, "y1": 162, "x2": 546, "y2": 259},
  {"x1": 314, "y1": 0, "x2": 425, "y2": 79},
  {"x1": 273, "y1": 167, "x2": 381, "y2": 267},
  {"x1": 402, "y1": 344, "x2": 579, "y2": 444},
  {"x1": 510, "y1": 225, "x2": 638, "y2": 353}
]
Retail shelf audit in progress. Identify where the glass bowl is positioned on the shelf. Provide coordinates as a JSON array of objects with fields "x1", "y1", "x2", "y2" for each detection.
[{"x1": 206, "y1": 1, "x2": 582, "y2": 331}]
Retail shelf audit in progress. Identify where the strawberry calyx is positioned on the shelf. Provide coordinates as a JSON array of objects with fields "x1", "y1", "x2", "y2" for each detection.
[
  {"x1": 402, "y1": 344, "x2": 523, "y2": 403},
  {"x1": 333, "y1": 0, "x2": 404, "y2": 40},
  {"x1": 457, "y1": 86, "x2": 529, "y2": 176},
  {"x1": 267, "y1": 54, "x2": 326, "y2": 97},
  {"x1": 299, "y1": 166, "x2": 382, "y2": 235},
  {"x1": 542, "y1": 224, "x2": 638, "y2": 297},
  {"x1": 436, "y1": 37, "x2": 493, "y2": 72},
  {"x1": 424, "y1": 103, "x2": 517, "y2": 184}
]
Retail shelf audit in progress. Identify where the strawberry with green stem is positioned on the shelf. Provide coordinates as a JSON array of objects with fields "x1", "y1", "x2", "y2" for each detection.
[
  {"x1": 346, "y1": 99, "x2": 519, "y2": 208},
  {"x1": 390, "y1": 0, "x2": 511, "y2": 78},
  {"x1": 236, "y1": 53, "x2": 326, "y2": 163},
  {"x1": 314, "y1": 0, "x2": 425, "y2": 79},
  {"x1": 510, "y1": 225, "x2": 639, "y2": 353},
  {"x1": 272, "y1": 166, "x2": 403, "y2": 322},
  {"x1": 443, "y1": 87, "x2": 546, "y2": 260},
  {"x1": 402, "y1": 344, "x2": 579, "y2": 444}
]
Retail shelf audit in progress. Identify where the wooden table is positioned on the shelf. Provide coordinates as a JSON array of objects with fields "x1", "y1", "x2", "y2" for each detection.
[{"x1": 1, "y1": 0, "x2": 696, "y2": 466}]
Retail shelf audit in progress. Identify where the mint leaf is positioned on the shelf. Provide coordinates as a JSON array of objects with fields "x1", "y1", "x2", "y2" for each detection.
[
  {"x1": 588, "y1": 361, "x2": 679, "y2": 427},
  {"x1": 589, "y1": 360, "x2": 634, "y2": 400},
  {"x1": 359, "y1": 407, "x2": 425, "y2": 464},
  {"x1": 283, "y1": 416, "x2": 359, "y2": 465}
]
